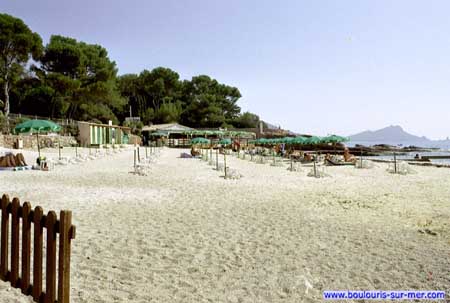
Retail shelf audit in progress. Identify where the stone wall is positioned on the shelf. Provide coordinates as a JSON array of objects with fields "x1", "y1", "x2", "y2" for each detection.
[{"x1": 0, "y1": 134, "x2": 77, "y2": 149}]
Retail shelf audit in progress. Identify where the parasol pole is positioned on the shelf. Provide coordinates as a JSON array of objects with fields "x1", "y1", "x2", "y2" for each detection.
[
  {"x1": 394, "y1": 152, "x2": 397, "y2": 174},
  {"x1": 360, "y1": 147, "x2": 363, "y2": 168},
  {"x1": 224, "y1": 152, "x2": 227, "y2": 178},
  {"x1": 313, "y1": 157, "x2": 317, "y2": 178},
  {"x1": 36, "y1": 132, "x2": 41, "y2": 159},
  {"x1": 58, "y1": 136, "x2": 61, "y2": 160},
  {"x1": 216, "y1": 148, "x2": 219, "y2": 170}
]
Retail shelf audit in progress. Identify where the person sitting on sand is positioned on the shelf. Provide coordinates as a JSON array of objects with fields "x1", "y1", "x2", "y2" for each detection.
[
  {"x1": 304, "y1": 153, "x2": 313, "y2": 162},
  {"x1": 0, "y1": 153, "x2": 27, "y2": 167},
  {"x1": 190, "y1": 147, "x2": 200, "y2": 157},
  {"x1": 343, "y1": 148, "x2": 357, "y2": 163}
]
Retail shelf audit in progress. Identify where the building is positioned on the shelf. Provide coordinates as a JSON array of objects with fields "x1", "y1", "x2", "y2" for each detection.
[
  {"x1": 142, "y1": 123, "x2": 195, "y2": 146},
  {"x1": 77, "y1": 121, "x2": 131, "y2": 146}
]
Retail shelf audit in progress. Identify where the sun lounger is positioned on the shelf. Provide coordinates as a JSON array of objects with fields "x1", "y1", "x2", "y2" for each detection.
[
  {"x1": 325, "y1": 158, "x2": 354, "y2": 166},
  {"x1": 0, "y1": 165, "x2": 33, "y2": 171}
]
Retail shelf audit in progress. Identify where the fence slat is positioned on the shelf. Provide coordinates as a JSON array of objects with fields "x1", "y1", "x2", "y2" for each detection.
[
  {"x1": 45, "y1": 211, "x2": 57, "y2": 303},
  {"x1": 32, "y1": 206, "x2": 43, "y2": 302},
  {"x1": 1, "y1": 196, "x2": 75, "y2": 303},
  {"x1": 10, "y1": 198, "x2": 20, "y2": 287},
  {"x1": 58, "y1": 211, "x2": 72, "y2": 303},
  {"x1": 0, "y1": 195, "x2": 10, "y2": 281},
  {"x1": 21, "y1": 202, "x2": 32, "y2": 294}
]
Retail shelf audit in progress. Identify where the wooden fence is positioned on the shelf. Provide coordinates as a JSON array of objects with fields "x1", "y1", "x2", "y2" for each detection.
[{"x1": 0, "y1": 194, "x2": 76, "y2": 303}]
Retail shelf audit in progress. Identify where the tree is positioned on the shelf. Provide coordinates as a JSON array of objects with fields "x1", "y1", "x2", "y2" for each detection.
[
  {"x1": 39, "y1": 35, "x2": 125, "y2": 123},
  {"x1": 231, "y1": 111, "x2": 260, "y2": 128},
  {"x1": 0, "y1": 13, "x2": 42, "y2": 118},
  {"x1": 154, "y1": 101, "x2": 182, "y2": 123},
  {"x1": 180, "y1": 75, "x2": 242, "y2": 127}
]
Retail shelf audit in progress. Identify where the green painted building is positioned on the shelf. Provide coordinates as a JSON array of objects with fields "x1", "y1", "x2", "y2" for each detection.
[{"x1": 78, "y1": 121, "x2": 131, "y2": 146}]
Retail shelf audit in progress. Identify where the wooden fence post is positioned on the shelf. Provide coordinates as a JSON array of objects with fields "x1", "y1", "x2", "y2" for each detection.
[
  {"x1": 21, "y1": 202, "x2": 32, "y2": 295},
  {"x1": 58, "y1": 210, "x2": 73, "y2": 303},
  {"x1": 46, "y1": 211, "x2": 57, "y2": 303},
  {"x1": 0, "y1": 194, "x2": 10, "y2": 281},
  {"x1": 33, "y1": 206, "x2": 43, "y2": 302},
  {"x1": 11, "y1": 198, "x2": 20, "y2": 287}
]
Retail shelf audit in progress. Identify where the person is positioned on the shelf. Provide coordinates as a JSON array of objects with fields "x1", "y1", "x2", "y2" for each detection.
[
  {"x1": 414, "y1": 153, "x2": 420, "y2": 160},
  {"x1": 190, "y1": 146, "x2": 200, "y2": 157},
  {"x1": 343, "y1": 147, "x2": 357, "y2": 163},
  {"x1": 304, "y1": 153, "x2": 313, "y2": 162}
]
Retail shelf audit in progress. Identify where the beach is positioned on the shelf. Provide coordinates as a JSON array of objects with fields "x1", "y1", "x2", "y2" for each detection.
[{"x1": 0, "y1": 147, "x2": 449, "y2": 302}]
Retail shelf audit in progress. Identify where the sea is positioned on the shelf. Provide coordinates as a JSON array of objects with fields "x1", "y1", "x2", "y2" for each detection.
[{"x1": 348, "y1": 141, "x2": 450, "y2": 164}]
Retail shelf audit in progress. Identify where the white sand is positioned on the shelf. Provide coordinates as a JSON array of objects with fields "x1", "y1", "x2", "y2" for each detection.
[{"x1": 0, "y1": 147, "x2": 449, "y2": 302}]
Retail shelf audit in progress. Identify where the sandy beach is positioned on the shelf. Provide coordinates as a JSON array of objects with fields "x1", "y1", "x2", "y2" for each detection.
[{"x1": 0, "y1": 147, "x2": 449, "y2": 302}]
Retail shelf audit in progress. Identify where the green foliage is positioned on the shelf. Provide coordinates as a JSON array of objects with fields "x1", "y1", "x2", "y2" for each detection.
[
  {"x1": 2, "y1": 13, "x2": 259, "y2": 131},
  {"x1": 231, "y1": 111, "x2": 260, "y2": 128},
  {"x1": 180, "y1": 75, "x2": 241, "y2": 127},
  {"x1": 154, "y1": 101, "x2": 182, "y2": 123},
  {"x1": 0, "y1": 13, "x2": 43, "y2": 115},
  {"x1": 123, "y1": 120, "x2": 144, "y2": 135},
  {"x1": 38, "y1": 35, "x2": 125, "y2": 123}
]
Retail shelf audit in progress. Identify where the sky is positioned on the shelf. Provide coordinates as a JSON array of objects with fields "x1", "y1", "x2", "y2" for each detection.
[{"x1": 2, "y1": 0, "x2": 450, "y2": 139}]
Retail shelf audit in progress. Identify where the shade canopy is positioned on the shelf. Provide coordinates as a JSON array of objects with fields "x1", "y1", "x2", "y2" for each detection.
[
  {"x1": 149, "y1": 131, "x2": 169, "y2": 137},
  {"x1": 218, "y1": 138, "x2": 232, "y2": 145},
  {"x1": 15, "y1": 119, "x2": 61, "y2": 134},
  {"x1": 191, "y1": 137, "x2": 210, "y2": 144},
  {"x1": 322, "y1": 135, "x2": 349, "y2": 143},
  {"x1": 290, "y1": 136, "x2": 307, "y2": 144},
  {"x1": 303, "y1": 136, "x2": 322, "y2": 145}
]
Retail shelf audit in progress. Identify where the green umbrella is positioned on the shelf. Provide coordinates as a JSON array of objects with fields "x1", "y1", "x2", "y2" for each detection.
[
  {"x1": 15, "y1": 119, "x2": 61, "y2": 158},
  {"x1": 304, "y1": 136, "x2": 322, "y2": 145},
  {"x1": 281, "y1": 137, "x2": 295, "y2": 144},
  {"x1": 258, "y1": 138, "x2": 269, "y2": 145},
  {"x1": 15, "y1": 119, "x2": 61, "y2": 133},
  {"x1": 191, "y1": 137, "x2": 210, "y2": 144},
  {"x1": 323, "y1": 135, "x2": 349, "y2": 143},
  {"x1": 218, "y1": 138, "x2": 232, "y2": 145}
]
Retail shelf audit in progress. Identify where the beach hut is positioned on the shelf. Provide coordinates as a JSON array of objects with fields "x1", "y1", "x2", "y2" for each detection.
[{"x1": 78, "y1": 121, "x2": 131, "y2": 147}]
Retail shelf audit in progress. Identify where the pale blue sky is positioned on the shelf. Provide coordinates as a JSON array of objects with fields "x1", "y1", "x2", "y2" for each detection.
[{"x1": 2, "y1": 0, "x2": 450, "y2": 139}]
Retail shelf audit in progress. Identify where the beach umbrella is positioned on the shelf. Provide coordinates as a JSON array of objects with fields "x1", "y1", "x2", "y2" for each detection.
[
  {"x1": 218, "y1": 138, "x2": 232, "y2": 145},
  {"x1": 292, "y1": 136, "x2": 308, "y2": 144},
  {"x1": 191, "y1": 137, "x2": 210, "y2": 145},
  {"x1": 304, "y1": 136, "x2": 322, "y2": 145},
  {"x1": 258, "y1": 138, "x2": 269, "y2": 145},
  {"x1": 322, "y1": 135, "x2": 346, "y2": 143},
  {"x1": 281, "y1": 137, "x2": 295, "y2": 144},
  {"x1": 15, "y1": 119, "x2": 61, "y2": 158}
]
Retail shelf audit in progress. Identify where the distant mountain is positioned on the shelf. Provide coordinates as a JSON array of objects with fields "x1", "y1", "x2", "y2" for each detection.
[{"x1": 348, "y1": 125, "x2": 450, "y2": 148}]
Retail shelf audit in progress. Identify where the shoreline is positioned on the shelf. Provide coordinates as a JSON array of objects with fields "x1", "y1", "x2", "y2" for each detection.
[{"x1": 0, "y1": 147, "x2": 449, "y2": 302}]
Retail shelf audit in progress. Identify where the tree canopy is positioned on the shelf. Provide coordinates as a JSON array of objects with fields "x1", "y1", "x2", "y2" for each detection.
[
  {"x1": 2, "y1": 13, "x2": 262, "y2": 131},
  {"x1": 0, "y1": 13, "x2": 42, "y2": 117}
]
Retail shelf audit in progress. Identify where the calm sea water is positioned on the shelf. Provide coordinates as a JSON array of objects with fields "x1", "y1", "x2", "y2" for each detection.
[{"x1": 348, "y1": 141, "x2": 450, "y2": 164}]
